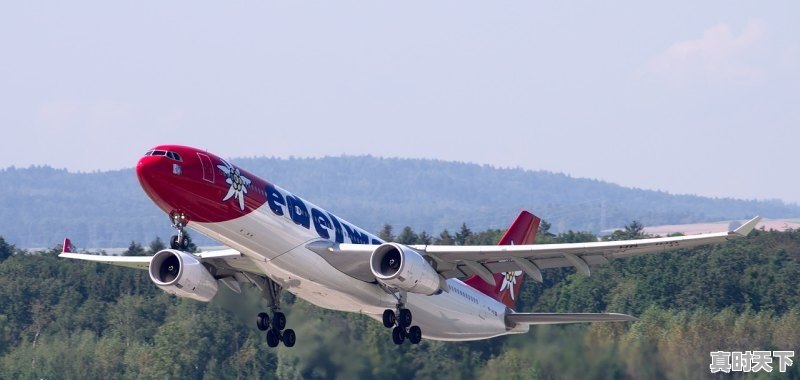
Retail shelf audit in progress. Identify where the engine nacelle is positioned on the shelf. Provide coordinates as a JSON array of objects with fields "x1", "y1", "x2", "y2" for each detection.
[
  {"x1": 149, "y1": 249, "x2": 218, "y2": 302},
  {"x1": 370, "y1": 243, "x2": 442, "y2": 295}
]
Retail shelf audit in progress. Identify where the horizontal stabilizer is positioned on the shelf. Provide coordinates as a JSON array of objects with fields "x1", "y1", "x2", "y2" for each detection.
[{"x1": 506, "y1": 312, "x2": 637, "y2": 326}]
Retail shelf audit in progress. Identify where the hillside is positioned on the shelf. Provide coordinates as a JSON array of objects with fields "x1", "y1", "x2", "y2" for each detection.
[{"x1": 1, "y1": 156, "x2": 798, "y2": 248}]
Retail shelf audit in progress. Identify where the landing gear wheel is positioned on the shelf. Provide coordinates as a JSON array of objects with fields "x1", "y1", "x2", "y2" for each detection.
[
  {"x1": 256, "y1": 312, "x2": 270, "y2": 331},
  {"x1": 282, "y1": 329, "x2": 296, "y2": 347},
  {"x1": 391, "y1": 326, "x2": 405, "y2": 345},
  {"x1": 266, "y1": 329, "x2": 280, "y2": 348},
  {"x1": 257, "y1": 277, "x2": 296, "y2": 347},
  {"x1": 398, "y1": 308, "x2": 412, "y2": 328},
  {"x1": 408, "y1": 326, "x2": 422, "y2": 344},
  {"x1": 382, "y1": 309, "x2": 396, "y2": 328},
  {"x1": 169, "y1": 235, "x2": 188, "y2": 250},
  {"x1": 273, "y1": 312, "x2": 287, "y2": 331}
]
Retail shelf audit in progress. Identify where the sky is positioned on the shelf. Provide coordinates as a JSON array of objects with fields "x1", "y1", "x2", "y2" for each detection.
[{"x1": 1, "y1": 2, "x2": 798, "y2": 203}]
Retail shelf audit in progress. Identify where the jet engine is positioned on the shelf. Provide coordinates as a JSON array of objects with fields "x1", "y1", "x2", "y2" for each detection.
[
  {"x1": 149, "y1": 249, "x2": 218, "y2": 302},
  {"x1": 370, "y1": 243, "x2": 443, "y2": 295}
]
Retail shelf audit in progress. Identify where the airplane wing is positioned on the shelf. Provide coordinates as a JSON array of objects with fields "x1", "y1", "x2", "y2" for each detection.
[
  {"x1": 58, "y1": 238, "x2": 151, "y2": 269},
  {"x1": 59, "y1": 252, "x2": 152, "y2": 270},
  {"x1": 308, "y1": 216, "x2": 761, "y2": 284},
  {"x1": 58, "y1": 238, "x2": 246, "y2": 271},
  {"x1": 506, "y1": 312, "x2": 637, "y2": 326}
]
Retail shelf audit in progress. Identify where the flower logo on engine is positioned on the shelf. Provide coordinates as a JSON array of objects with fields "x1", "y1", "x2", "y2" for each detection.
[
  {"x1": 500, "y1": 271, "x2": 523, "y2": 300},
  {"x1": 217, "y1": 159, "x2": 251, "y2": 211}
]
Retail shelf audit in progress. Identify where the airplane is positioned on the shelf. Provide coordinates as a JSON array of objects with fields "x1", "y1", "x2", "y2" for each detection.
[{"x1": 59, "y1": 145, "x2": 762, "y2": 348}]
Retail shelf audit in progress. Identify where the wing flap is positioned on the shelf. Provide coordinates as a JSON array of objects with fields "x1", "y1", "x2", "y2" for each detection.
[{"x1": 506, "y1": 312, "x2": 637, "y2": 326}]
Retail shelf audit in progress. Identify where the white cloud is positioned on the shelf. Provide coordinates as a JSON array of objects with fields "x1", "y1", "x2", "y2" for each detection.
[{"x1": 642, "y1": 20, "x2": 767, "y2": 84}]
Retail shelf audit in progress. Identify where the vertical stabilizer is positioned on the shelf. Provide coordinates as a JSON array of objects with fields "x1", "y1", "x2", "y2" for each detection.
[
  {"x1": 464, "y1": 211, "x2": 540, "y2": 309},
  {"x1": 63, "y1": 238, "x2": 75, "y2": 253}
]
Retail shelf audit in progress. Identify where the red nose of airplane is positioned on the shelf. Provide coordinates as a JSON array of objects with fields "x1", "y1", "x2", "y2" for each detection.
[{"x1": 136, "y1": 145, "x2": 265, "y2": 223}]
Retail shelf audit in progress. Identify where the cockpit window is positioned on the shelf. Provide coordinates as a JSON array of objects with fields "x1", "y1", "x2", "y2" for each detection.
[
  {"x1": 145, "y1": 149, "x2": 182, "y2": 161},
  {"x1": 167, "y1": 152, "x2": 183, "y2": 161}
]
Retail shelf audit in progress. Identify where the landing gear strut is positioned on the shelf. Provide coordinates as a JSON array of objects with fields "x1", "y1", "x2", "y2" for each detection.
[
  {"x1": 381, "y1": 289, "x2": 422, "y2": 345},
  {"x1": 254, "y1": 276, "x2": 295, "y2": 348},
  {"x1": 169, "y1": 211, "x2": 190, "y2": 251}
]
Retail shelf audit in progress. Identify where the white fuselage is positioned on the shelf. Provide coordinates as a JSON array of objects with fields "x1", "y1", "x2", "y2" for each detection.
[{"x1": 190, "y1": 184, "x2": 526, "y2": 341}]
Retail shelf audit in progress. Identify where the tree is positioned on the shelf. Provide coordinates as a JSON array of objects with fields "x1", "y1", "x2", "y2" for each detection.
[
  {"x1": 436, "y1": 229, "x2": 454, "y2": 245},
  {"x1": 554, "y1": 231, "x2": 598, "y2": 243},
  {"x1": 125, "y1": 241, "x2": 146, "y2": 256},
  {"x1": 378, "y1": 224, "x2": 395, "y2": 242},
  {"x1": 536, "y1": 220, "x2": 556, "y2": 243},
  {"x1": 0, "y1": 236, "x2": 13, "y2": 261},
  {"x1": 455, "y1": 223, "x2": 472, "y2": 245},
  {"x1": 604, "y1": 221, "x2": 647, "y2": 241},
  {"x1": 147, "y1": 237, "x2": 166, "y2": 255},
  {"x1": 397, "y1": 227, "x2": 418, "y2": 245},
  {"x1": 417, "y1": 231, "x2": 433, "y2": 245},
  {"x1": 466, "y1": 229, "x2": 504, "y2": 245}
]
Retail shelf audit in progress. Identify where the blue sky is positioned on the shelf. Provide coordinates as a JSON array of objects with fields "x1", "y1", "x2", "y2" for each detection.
[{"x1": 1, "y1": 2, "x2": 798, "y2": 202}]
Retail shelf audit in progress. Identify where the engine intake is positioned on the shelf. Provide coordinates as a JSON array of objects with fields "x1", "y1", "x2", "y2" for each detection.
[
  {"x1": 370, "y1": 243, "x2": 442, "y2": 295},
  {"x1": 149, "y1": 249, "x2": 218, "y2": 302}
]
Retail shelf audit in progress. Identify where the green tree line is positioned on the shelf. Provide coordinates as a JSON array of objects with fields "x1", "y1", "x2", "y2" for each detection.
[{"x1": 0, "y1": 225, "x2": 798, "y2": 379}]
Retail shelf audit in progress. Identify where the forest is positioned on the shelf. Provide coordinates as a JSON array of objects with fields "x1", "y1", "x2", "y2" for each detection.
[{"x1": 0, "y1": 222, "x2": 798, "y2": 379}]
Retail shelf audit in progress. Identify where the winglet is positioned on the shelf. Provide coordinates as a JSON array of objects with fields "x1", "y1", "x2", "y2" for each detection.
[
  {"x1": 731, "y1": 216, "x2": 762, "y2": 237},
  {"x1": 62, "y1": 238, "x2": 75, "y2": 253}
]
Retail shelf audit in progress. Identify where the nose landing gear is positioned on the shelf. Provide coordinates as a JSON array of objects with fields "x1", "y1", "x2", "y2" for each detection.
[{"x1": 169, "y1": 211, "x2": 190, "y2": 251}]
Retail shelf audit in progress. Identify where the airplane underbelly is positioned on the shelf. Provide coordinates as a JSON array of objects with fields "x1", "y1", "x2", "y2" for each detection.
[
  {"x1": 191, "y1": 210, "x2": 510, "y2": 341},
  {"x1": 261, "y1": 247, "x2": 391, "y2": 313},
  {"x1": 405, "y1": 290, "x2": 509, "y2": 341}
]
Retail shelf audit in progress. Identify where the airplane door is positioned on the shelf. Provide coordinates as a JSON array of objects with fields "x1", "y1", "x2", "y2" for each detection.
[{"x1": 197, "y1": 153, "x2": 215, "y2": 183}]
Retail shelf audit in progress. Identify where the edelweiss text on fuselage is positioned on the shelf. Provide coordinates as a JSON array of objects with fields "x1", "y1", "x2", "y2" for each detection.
[{"x1": 265, "y1": 183, "x2": 381, "y2": 245}]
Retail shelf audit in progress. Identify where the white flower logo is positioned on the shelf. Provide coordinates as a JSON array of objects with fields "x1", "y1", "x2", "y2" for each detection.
[
  {"x1": 500, "y1": 271, "x2": 523, "y2": 300},
  {"x1": 217, "y1": 160, "x2": 251, "y2": 211}
]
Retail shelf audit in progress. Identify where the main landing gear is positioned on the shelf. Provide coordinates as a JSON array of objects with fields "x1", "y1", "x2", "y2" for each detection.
[
  {"x1": 169, "y1": 211, "x2": 190, "y2": 251},
  {"x1": 254, "y1": 276, "x2": 295, "y2": 348},
  {"x1": 381, "y1": 292, "x2": 422, "y2": 345}
]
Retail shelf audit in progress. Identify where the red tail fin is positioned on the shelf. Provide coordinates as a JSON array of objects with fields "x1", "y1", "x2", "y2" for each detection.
[
  {"x1": 464, "y1": 211, "x2": 540, "y2": 310},
  {"x1": 62, "y1": 238, "x2": 75, "y2": 253}
]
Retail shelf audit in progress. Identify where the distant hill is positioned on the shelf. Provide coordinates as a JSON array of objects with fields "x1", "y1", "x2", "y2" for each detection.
[{"x1": 1, "y1": 156, "x2": 799, "y2": 248}]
